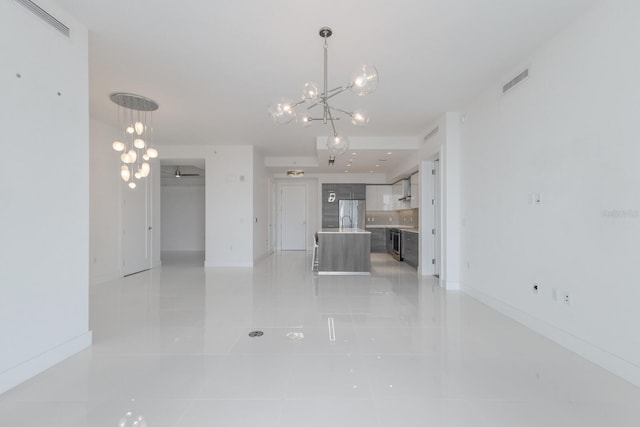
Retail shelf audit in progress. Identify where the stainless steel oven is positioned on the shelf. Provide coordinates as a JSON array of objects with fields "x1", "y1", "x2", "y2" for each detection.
[{"x1": 390, "y1": 228, "x2": 402, "y2": 261}]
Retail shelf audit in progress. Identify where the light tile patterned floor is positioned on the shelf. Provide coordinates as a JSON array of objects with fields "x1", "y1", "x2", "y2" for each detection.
[{"x1": 1, "y1": 252, "x2": 639, "y2": 426}]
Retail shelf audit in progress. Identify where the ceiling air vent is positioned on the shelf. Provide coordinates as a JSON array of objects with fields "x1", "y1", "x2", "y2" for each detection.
[
  {"x1": 503, "y1": 68, "x2": 529, "y2": 94},
  {"x1": 15, "y1": 0, "x2": 70, "y2": 37}
]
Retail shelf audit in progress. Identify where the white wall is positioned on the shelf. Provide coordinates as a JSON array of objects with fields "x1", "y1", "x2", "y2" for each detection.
[
  {"x1": 161, "y1": 185, "x2": 205, "y2": 251},
  {"x1": 159, "y1": 145, "x2": 256, "y2": 267},
  {"x1": 0, "y1": 0, "x2": 91, "y2": 393},
  {"x1": 253, "y1": 149, "x2": 269, "y2": 261},
  {"x1": 90, "y1": 118, "x2": 121, "y2": 282},
  {"x1": 418, "y1": 115, "x2": 461, "y2": 286},
  {"x1": 459, "y1": 0, "x2": 640, "y2": 385}
]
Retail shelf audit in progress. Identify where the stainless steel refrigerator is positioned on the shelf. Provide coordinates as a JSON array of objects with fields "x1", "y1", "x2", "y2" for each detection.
[{"x1": 338, "y1": 200, "x2": 366, "y2": 229}]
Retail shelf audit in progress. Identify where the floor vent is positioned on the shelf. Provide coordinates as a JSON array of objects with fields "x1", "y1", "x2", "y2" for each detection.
[
  {"x1": 424, "y1": 126, "x2": 439, "y2": 142},
  {"x1": 503, "y1": 68, "x2": 529, "y2": 94},
  {"x1": 15, "y1": 0, "x2": 70, "y2": 37}
]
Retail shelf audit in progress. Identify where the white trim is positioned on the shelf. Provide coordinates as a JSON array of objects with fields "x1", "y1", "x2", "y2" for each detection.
[
  {"x1": 252, "y1": 252, "x2": 270, "y2": 265},
  {"x1": 462, "y1": 284, "x2": 640, "y2": 387},
  {"x1": 0, "y1": 331, "x2": 92, "y2": 394},
  {"x1": 444, "y1": 280, "x2": 460, "y2": 290},
  {"x1": 90, "y1": 272, "x2": 122, "y2": 285},
  {"x1": 318, "y1": 272, "x2": 371, "y2": 276},
  {"x1": 205, "y1": 261, "x2": 253, "y2": 268}
]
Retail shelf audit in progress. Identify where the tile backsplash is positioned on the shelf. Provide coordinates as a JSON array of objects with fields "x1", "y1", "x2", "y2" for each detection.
[{"x1": 365, "y1": 208, "x2": 418, "y2": 226}]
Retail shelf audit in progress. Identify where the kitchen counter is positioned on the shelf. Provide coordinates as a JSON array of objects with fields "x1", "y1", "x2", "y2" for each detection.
[
  {"x1": 400, "y1": 228, "x2": 420, "y2": 234},
  {"x1": 317, "y1": 229, "x2": 371, "y2": 275},
  {"x1": 365, "y1": 225, "x2": 419, "y2": 233},
  {"x1": 319, "y1": 228, "x2": 370, "y2": 234}
]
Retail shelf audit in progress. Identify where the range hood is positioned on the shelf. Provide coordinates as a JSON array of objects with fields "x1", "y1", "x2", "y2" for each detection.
[{"x1": 397, "y1": 179, "x2": 411, "y2": 201}]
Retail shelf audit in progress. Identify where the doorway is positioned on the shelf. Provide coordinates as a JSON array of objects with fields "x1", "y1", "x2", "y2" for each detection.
[
  {"x1": 159, "y1": 160, "x2": 206, "y2": 265},
  {"x1": 280, "y1": 184, "x2": 307, "y2": 250}
]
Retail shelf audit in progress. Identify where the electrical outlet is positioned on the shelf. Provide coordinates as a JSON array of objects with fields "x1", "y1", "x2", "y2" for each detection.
[
  {"x1": 532, "y1": 283, "x2": 539, "y2": 294},
  {"x1": 563, "y1": 291, "x2": 570, "y2": 305},
  {"x1": 529, "y1": 192, "x2": 542, "y2": 205}
]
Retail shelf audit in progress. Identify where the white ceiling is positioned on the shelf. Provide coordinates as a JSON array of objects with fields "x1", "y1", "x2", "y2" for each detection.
[{"x1": 54, "y1": 0, "x2": 597, "y2": 175}]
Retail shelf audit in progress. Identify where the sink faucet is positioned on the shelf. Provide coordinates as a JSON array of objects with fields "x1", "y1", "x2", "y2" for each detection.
[{"x1": 341, "y1": 215, "x2": 352, "y2": 228}]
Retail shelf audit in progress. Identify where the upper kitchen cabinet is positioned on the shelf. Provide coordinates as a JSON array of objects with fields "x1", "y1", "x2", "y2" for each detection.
[
  {"x1": 393, "y1": 179, "x2": 410, "y2": 210},
  {"x1": 410, "y1": 172, "x2": 419, "y2": 209},
  {"x1": 337, "y1": 184, "x2": 366, "y2": 200},
  {"x1": 366, "y1": 185, "x2": 393, "y2": 211}
]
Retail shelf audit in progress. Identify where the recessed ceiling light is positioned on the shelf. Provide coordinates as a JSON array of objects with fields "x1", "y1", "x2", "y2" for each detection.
[
  {"x1": 347, "y1": 164, "x2": 352, "y2": 167},
  {"x1": 387, "y1": 152, "x2": 393, "y2": 155},
  {"x1": 375, "y1": 164, "x2": 380, "y2": 167},
  {"x1": 344, "y1": 170, "x2": 349, "y2": 173},
  {"x1": 352, "y1": 152, "x2": 357, "y2": 155}
]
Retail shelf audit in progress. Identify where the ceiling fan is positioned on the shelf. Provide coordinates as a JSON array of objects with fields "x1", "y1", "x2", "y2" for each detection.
[{"x1": 162, "y1": 166, "x2": 201, "y2": 178}]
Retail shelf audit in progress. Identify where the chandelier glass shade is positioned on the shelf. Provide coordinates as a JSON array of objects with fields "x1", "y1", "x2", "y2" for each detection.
[
  {"x1": 110, "y1": 93, "x2": 159, "y2": 189},
  {"x1": 268, "y1": 27, "x2": 378, "y2": 155}
]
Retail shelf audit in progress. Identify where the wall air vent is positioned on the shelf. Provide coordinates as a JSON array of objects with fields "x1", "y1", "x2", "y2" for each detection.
[
  {"x1": 424, "y1": 126, "x2": 439, "y2": 142},
  {"x1": 503, "y1": 68, "x2": 529, "y2": 94},
  {"x1": 14, "y1": 0, "x2": 70, "y2": 37}
]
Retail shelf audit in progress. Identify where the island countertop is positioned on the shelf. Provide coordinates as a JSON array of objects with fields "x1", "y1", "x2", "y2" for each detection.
[{"x1": 319, "y1": 228, "x2": 371, "y2": 234}]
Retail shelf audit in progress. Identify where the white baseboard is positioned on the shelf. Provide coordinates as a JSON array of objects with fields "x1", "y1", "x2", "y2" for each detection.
[
  {"x1": 444, "y1": 280, "x2": 460, "y2": 290},
  {"x1": 90, "y1": 271, "x2": 121, "y2": 285},
  {"x1": 253, "y1": 252, "x2": 270, "y2": 265},
  {"x1": 204, "y1": 260, "x2": 253, "y2": 268},
  {"x1": 462, "y1": 284, "x2": 640, "y2": 387},
  {"x1": 0, "y1": 331, "x2": 93, "y2": 395}
]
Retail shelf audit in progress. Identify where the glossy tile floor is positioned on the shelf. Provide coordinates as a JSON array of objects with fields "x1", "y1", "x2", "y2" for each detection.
[{"x1": 1, "y1": 252, "x2": 640, "y2": 426}]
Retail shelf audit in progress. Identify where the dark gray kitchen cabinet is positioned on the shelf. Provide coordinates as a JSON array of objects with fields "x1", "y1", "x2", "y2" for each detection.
[
  {"x1": 322, "y1": 184, "x2": 339, "y2": 228},
  {"x1": 401, "y1": 230, "x2": 419, "y2": 269},
  {"x1": 367, "y1": 228, "x2": 386, "y2": 252},
  {"x1": 337, "y1": 184, "x2": 366, "y2": 200},
  {"x1": 350, "y1": 184, "x2": 366, "y2": 200}
]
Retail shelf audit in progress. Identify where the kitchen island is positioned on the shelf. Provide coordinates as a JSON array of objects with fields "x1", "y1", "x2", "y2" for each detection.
[{"x1": 317, "y1": 228, "x2": 371, "y2": 275}]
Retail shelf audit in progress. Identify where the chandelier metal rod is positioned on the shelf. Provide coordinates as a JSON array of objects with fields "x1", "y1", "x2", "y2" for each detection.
[
  {"x1": 306, "y1": 86, "x2": 350, "y2": 111},
  {"x1": 328, "y1": 106, "x2": 353, "y2": 117},
  {"x1": 323, "y1": 31, "x2": 329, "y2": 124},
  {"x1": 326, "y1": 104, "x2": 338, "y2": 137}
]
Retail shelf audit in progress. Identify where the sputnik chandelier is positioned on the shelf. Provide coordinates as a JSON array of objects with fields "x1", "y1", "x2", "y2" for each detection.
[
  {"x1": 110, "y1": 93, "x2": 159, "y2": 189},
  {"x1": 267, "y1": 27, "x2": 378, "y2": 155}
]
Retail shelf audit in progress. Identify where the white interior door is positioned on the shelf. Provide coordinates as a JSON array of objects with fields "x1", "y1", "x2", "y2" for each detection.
[
  {"x1": 280, "y1": 184, "x2": 307, "y2": 250},
  {"x1": 122, "y1": 178, "x2": 151, "y2": 275}
]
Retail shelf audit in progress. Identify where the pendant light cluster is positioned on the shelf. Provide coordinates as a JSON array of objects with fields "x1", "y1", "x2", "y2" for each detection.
[
  {"x1": 267, "y1": 27, "x2": 378, "y2": 155},
  {"x1": 110, "y1": 93, "x2": 159, "y2": 189}
]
